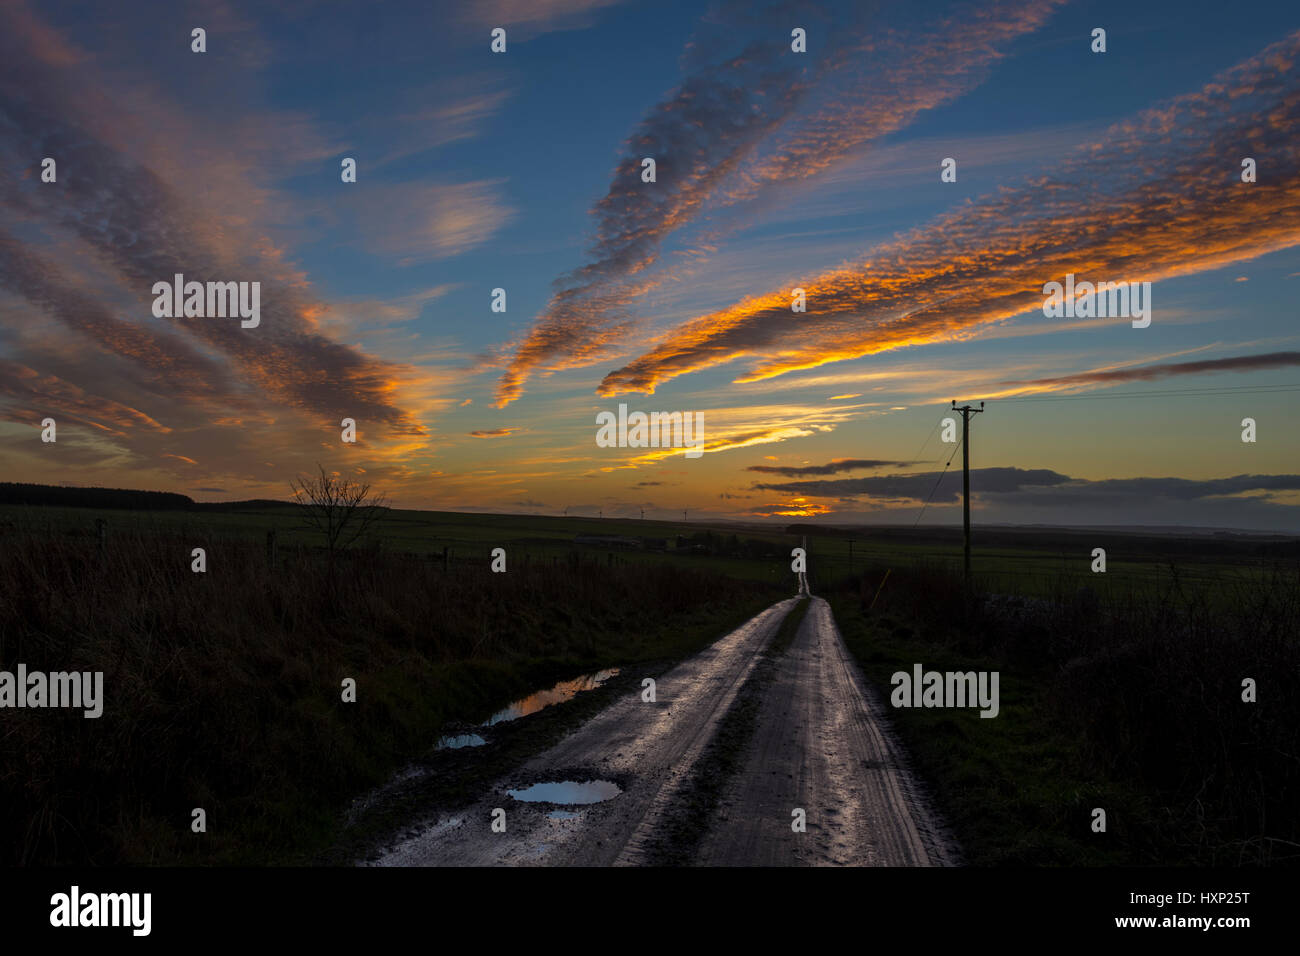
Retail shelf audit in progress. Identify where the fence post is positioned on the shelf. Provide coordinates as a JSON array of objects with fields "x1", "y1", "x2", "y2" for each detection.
[
  {"x1": 442, "y1": 545, "x2": 449, "y2": 571},
  {"x1": 95, "y1": 518, "x2": 106, "y2": 560},
  {"x1": 267, "y1": 530, "x2": 277, "y2": 567}
]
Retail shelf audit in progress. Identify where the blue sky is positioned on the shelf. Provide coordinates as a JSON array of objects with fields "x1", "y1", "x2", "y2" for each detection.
[{"x1": 2, "y1": 0, "x2": 1299, "y2": 528}]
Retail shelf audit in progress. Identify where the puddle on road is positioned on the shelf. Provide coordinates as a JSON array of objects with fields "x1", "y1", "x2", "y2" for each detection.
[
  {"x1": 506, "y1": 780, "x2": 622, "y2": 805},
  {"x1": 424, "y1": 669, "x2": 619, "y2": 759},
  {"x1": 484, "y1": 669, "x2": 620, "y2": 726}
]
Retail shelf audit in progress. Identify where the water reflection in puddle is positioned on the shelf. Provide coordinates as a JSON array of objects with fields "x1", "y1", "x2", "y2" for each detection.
[
  {"x1": 485, "y1": 669, "x2": 620, "y2": 726},
  {"x1": 435, "y1": 733, "x2": 486, "y2": 750},
  {"x1": 506, "y1": 780, "x2": 622, "y2": 805}
]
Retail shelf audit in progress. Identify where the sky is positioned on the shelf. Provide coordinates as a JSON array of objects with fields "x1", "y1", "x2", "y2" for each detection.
[{"x1": 1, "y1": 0, "x2": 1299, "y2": 530}]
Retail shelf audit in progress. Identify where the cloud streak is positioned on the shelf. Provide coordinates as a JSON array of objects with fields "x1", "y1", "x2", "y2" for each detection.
[
  {"x1": 988, "y1": 351, "x2": 1300, "y2": 396},
  {"x1": 754, "y1": 467, "x2": 1300, "y2": 506},
  {"x1": 747, "y1": 458, "x2": 911, "y2": 476},
  {"x1": 0, "y1": 2, "x2": 431, "y2": 449},
  {"x1": 494, "y1": 0, "x2": 1063, "y2": 405},
  {"x1": 599, "y1": 34, "x2": 1300, "y2": 396}
]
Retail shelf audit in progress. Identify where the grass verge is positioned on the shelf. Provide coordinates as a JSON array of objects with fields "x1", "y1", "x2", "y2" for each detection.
[{"x1": 825, "y1": 557, "x2": 1299, "y2": 866}]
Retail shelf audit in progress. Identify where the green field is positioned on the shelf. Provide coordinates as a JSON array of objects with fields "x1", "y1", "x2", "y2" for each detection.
[
  {"x1": 0, "y1": 502, "x2": 803, "y2": 583},
  {"x1": 6, "y1": 501, "x2": 1292, "y2": 598}
]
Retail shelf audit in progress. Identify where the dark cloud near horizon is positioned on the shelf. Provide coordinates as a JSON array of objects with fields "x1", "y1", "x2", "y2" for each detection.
[
  {"x1": 747, "y1": 458, "x2": 910, "y2": 476},
  {"x1": 755, "y1": 467, "x2": 1070, "y2": 501},
  {"x1": 754, "y1": 467, "x2": 1300, "y2": 507}
]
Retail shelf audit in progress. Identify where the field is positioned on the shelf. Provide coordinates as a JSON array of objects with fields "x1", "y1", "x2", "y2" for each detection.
[
  {"x1": 0, "y1": 502, "x2": 788, "y2": 864},
  {"x1": 823, "y1": 554, "x2": 1300, "y2": 865},
  {"x1": 5, "y1": 501, "x2": 1293, "y2": 595},
  {"x1": 0, "y1": 501, "x2": 801, "y2": 583},
  {"x1": 1, "y1": 498, "x2": 1296, "y2": 866}
]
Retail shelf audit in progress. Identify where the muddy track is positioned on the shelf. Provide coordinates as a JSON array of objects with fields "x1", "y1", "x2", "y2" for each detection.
[
  {"x1": 366, "y1": 584, "x2": 959, "y2": 866},
  {"x1": 695, "y1": 595, "x2": 959, "y2": 866}
]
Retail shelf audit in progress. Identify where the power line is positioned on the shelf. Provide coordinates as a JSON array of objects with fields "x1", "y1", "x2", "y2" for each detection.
[
  {"x1": 911, "y1": 433, "x2": 963, "y2": 529},
  {"x1": 905, "y1": 413, "x2": 945, "y2": 466}
]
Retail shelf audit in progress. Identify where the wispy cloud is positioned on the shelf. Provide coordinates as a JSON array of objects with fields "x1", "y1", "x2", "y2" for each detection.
[
  {"x1": 593, "y1": 400, "x2": 871, "y2": 469},
  {"x1": 599, "y1": 34, "x2": 1300, "y2": 395},
  {"x1": 495, "y1": 0, "x2": 1063, "y2": 405},
  {"x1": 0, "y1": 0, "x2": 433, "y2": 468},
  {"x1": 987, "y1": 351, "x2": 1300, "y2": 397},
  {"x1": 460, "y1": 0, "x2": 626, "y2": 36},
  {"x1": 339, "y1": 181, "x2": 515, "y2": 266}
]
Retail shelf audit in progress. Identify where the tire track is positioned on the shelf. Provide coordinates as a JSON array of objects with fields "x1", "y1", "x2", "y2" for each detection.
[
  {"x1": 369, "y1": 595, "x2": 801, "y2": 866},
  {"x1": 694, "y1": 595, "x2": 960, "y2": 866}
]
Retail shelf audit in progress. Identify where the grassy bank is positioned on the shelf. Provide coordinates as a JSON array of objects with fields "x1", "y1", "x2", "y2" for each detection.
[
  {"x1": 826, "y1": 558, "x2": 1299, "y2": 866},
  {"x1": 0, "y1": 524, "x2": 784, "y2": 865}
]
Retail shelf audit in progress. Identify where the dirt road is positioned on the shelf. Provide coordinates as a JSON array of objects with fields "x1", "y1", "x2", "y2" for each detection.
[
  {"x1": 369, "y1": 586, "x2": 958, "y2": 866},
  {"x1": 695, "y1": 595, "x2": 957, "y2": 865}
]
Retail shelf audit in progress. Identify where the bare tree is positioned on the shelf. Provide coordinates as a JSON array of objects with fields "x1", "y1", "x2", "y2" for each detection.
[{"x1": 289, "y1": 465, "x2": 388, "y2": 559}]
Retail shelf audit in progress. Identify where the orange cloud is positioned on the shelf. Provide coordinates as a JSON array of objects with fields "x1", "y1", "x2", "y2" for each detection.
[
  {"x1": 599, "y1": 35, "x2": 1300, "y2": 396},
  {"x1": 493, "y1": 0, "x2": 1063, "y2": 406}
]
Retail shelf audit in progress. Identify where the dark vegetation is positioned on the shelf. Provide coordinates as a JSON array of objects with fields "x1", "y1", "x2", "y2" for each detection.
[
  {"x1": 6, "y1": 486, "x2": 1294, "y2": 868},
  {"x1": 673, "y1": 529, "x2": 783, "y2": 558},
  {"x1": 0, "y1": 481, "x2": 193, "y2": 511},
  {"x1": 825, "y1": 554, "x2": 1300, "y2": 865},
  {"x1": 0, "y1": 519, "x2": 782, "y2": 865}
]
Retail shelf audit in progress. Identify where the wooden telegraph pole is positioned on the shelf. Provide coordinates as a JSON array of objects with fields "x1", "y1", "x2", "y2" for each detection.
[{"x1": 950, "y1": 399, "x2": 985, "y2": 584}]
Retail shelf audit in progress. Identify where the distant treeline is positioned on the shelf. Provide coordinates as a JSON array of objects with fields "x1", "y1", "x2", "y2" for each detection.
[
  {"x1": 0, "y1": 482, "x2": 194, "y2": 510},
  {"x1": 0, "y1": 482, "x2": 290, "y2": 513}
]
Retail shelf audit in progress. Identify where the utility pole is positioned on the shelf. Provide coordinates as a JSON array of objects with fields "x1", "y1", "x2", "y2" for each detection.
[{"x1": 951, "y1": 400, "x2": 984, "y2": 584}]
